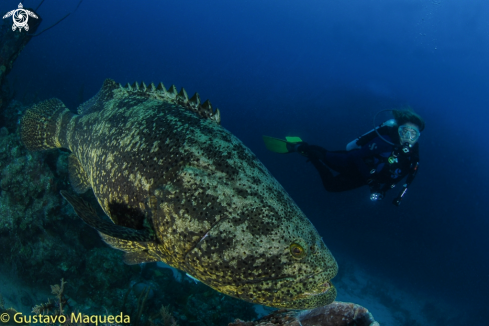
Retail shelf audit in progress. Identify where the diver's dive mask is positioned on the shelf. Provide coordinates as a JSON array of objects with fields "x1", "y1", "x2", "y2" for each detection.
[{"x1": 398, "y1": 124, "x2": 420, "y2": 145}]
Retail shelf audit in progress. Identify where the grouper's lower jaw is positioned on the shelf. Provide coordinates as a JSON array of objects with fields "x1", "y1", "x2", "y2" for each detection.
[{"x1": 282, "y1": 283, "x2": 337, "y2": 310}]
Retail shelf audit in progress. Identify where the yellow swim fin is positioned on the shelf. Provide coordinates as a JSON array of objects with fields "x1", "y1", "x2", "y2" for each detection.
[{"x1": 262, "y1": 136, "x2": 303, "y2": 153}]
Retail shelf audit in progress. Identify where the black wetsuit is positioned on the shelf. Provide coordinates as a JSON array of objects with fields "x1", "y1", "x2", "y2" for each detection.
[{"x1": 301, "y1": 124, "x2": 419, "y2": 198}]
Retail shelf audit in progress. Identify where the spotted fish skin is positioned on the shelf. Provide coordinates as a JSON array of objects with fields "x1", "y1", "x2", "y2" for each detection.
[{"x1": 20, "y1": 79, "x2": 338, "y2": 309}]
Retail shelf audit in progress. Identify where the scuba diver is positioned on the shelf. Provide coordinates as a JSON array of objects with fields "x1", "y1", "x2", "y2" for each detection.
[{"x1": 263, "y1": 109, "x2": 424, "y2": 206}]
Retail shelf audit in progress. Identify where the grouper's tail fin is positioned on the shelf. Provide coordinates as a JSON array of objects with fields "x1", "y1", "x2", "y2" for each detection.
[{"x1": 20, "y1": 98, "x2": 74, "y2": 151}]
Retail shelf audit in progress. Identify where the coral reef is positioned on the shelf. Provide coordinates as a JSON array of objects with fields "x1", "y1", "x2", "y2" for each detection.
[
  {"x1": 0, "y1": 275, "x2": 259, "y2": 326},
  {"x1": 229, "y1": 301, "x2": 379, "y2": 326}
]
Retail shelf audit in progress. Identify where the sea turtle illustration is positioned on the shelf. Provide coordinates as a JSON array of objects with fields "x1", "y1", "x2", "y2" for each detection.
[{"x1": 2, "y1": 3, "x2": 38, "y2": 32}]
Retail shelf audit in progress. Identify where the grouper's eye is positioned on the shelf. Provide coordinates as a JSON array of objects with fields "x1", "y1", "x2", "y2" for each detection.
[{"x1": 290, "y1": 243, "x2": 306, "y2": 259}]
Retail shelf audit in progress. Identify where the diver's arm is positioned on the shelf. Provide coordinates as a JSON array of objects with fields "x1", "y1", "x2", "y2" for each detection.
[{"x1": 392, "y1": 161, "x2": 419, "y2": 206}]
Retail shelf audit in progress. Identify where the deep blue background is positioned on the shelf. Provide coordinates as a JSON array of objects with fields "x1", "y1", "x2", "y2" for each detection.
[{"x1": 2, "y1": 0, "x2": 488, "y2": 317}]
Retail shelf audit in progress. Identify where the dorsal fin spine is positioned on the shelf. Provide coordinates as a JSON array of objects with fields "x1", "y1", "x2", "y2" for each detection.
[
  {"x1": 202, "y1": 100, "x2": 212, "y2": 113},
  {"x1": 156, "y1": 82, "x2": 166, "y2": 92},
  {"x1": 212, "y1": 108, "x2": 221, "y2": 124},
  {"x1": 178, "y1": 88, "x2": 189, "y2": 102},
  {"x1": 190, "y1": 93, "x2": 200, "y2": 107},
  {"x1": 168, "y1": 85, "x2": 178, "y2": 98}
]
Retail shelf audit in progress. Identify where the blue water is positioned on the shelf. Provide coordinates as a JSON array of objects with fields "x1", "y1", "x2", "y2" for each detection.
[{"x1": 3, "y1": 0, "x2": 489, "y2": 323}]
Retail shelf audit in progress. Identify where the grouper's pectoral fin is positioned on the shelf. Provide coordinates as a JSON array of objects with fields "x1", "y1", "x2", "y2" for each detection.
[
  {"x1": 99, "y1": 233, "x2": 159, "y2": 265},
  {"x1": 60, "y1": 190, "x2": 155, "y2": 242},
  {"x1": 68, "y1": 154, "x2": 91, "y2": 194}
]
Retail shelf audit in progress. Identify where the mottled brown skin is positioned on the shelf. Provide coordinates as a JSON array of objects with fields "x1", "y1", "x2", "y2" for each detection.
[{"x1": 21, "y1": 79, "x2": 338, "y2": 309}]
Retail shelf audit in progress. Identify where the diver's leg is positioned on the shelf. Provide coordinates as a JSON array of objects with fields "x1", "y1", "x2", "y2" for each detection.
[
  {"x1": 320, "y1": 150, "x2": 358, "y2": 175},
  {"x1": 299, "y1": 144, "x2": 356, "y2": 175},
  {"x1": 309, "y1": 156, "x2": 364, "y2": 192},
  {"x1": 308, "y1": 157, "x2": 335, "y2": 187},
  {"x1": 293, "y1": 143, "x2": 328, "y2": 159}
]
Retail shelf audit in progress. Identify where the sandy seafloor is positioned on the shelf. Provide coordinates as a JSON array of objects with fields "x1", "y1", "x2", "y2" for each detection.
[{"x1": 0, "y1": 252, "x2": 461, "y2": 326}]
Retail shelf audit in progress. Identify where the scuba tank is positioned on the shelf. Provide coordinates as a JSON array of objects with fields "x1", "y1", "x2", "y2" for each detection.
[{"x1": 346, "y1": 118, "x2": 397, "y2": 151}]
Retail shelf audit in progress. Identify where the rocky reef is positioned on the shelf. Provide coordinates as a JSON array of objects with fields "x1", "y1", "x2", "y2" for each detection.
[{"x1": 230, "y1": 302, "x2": 378, "y2": 326}]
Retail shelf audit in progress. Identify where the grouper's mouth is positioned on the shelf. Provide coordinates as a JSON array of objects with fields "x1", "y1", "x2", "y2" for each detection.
[
  {"x1": 293, "y1": 281, "x2": 333, "y2": 299},
  {"x1": 285, "y1": 270, "x2": 333, "y2": 297},
  {"x1": 271, "y1": 270, "x2": 336, "y2": 309}
]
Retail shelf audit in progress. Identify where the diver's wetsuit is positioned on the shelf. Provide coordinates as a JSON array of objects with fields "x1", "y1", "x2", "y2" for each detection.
[{"x1": 300, "y1": 124, "x2": 419, "y2": 196}]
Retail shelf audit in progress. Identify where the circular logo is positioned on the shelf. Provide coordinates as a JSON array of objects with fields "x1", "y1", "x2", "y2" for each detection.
[
  {"x1": 13, "y1": 9, "x2": 29, "y2": 29},
  {"x1": 0, "y1": 313, "x2": 10, "y2": 323}
]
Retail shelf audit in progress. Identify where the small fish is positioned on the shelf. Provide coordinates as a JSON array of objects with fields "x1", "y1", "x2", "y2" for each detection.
[{"x1": 186, "y1": 273, "x2": 200, "y2": 284}]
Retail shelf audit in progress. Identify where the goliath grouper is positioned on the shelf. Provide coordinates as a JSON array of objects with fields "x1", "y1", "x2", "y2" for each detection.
[{"x1": 20, "y1": 79, "x2": 338, "y2": 309}]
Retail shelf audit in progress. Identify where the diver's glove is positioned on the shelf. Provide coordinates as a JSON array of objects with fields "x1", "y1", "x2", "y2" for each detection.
[{"x1": 369, "y1": 192, "x2": 384, "y2": 201}]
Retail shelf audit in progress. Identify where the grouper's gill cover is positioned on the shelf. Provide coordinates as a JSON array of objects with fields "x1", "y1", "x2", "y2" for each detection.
[{"x1": 20, "y1": 79, "x2": 338, "y2": 309}]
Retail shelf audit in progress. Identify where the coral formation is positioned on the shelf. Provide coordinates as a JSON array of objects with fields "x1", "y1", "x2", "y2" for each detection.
[
  {"x1": 0, "y1": 274, "x2": 259, "y2": 326},
  {"x1": 229, "y1": 301, "x2": 379, "y2": 326}
]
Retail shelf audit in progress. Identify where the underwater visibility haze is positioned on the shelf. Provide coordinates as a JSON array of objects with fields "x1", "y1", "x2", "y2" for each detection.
[{"x1": 1, "y1": 0, "x2": 489, "y2": 325}]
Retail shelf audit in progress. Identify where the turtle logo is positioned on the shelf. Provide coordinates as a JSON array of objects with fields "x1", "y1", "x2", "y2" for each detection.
[{"x1": 2, "y1": 3, "x2": 38, "y2": 32}]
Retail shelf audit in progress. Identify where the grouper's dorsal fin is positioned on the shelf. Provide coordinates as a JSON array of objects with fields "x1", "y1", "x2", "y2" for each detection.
[
  {"x1": 77, "y1": 79, "x2": 120, "y2": 115},
  {"x1": 124, "y1": 81, "x2": 221, "y2": 125},
  {"x1": 78, "y1": 79, "x2": 221, "y2": 123},
  {"x1": 60, "y1": 190, "x2": 155, "y2": 242}
]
